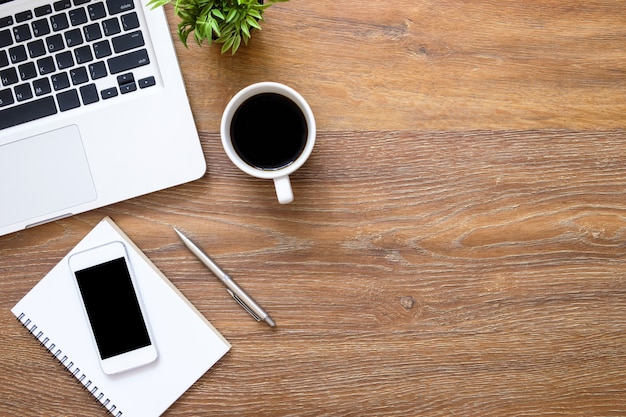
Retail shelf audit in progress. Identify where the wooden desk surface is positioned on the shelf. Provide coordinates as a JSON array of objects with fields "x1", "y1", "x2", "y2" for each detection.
[{"x1": 2, "y1": 1, "x2": 626, "y2": 415}]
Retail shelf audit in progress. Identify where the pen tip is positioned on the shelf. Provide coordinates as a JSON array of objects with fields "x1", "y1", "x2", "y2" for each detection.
[
  {"x1": 173, "y1": 227, "x2": 185, "y2": 239},
  {"x1": 265, "y1": 316, "x2": 276, "y2": 327}
]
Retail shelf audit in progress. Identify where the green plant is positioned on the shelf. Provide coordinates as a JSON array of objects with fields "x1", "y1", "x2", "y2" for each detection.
[{"x1": 148, "y1": 0, "x2": 289, "y2": 54}]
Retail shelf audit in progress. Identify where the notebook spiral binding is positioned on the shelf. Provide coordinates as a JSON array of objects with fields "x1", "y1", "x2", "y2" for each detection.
[{"x1": 16, "y1": 313, "x2": 123, "y2": 417}]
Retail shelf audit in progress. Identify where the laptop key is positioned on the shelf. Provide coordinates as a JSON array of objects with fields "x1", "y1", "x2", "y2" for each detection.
[
  {"x1": 84, "y1": 23, "x2": 102, "y2": 41},
  {"x1": 1, "y1": 67, "x2": 18, "y2": 86},
  {"x1": 89, "y1": 61, "x2": 107, "y2": 79},
  {"x1": 14, "y1": 83, "x2": 33, "y2": 101},
  {"x1": 120, "y1": 81, "x2": 136, "y2": 94},
  {"x1": 117, "y1": 72, "x2": 136, "y2": 94},
  {"x1": 28, "y1": 39, "x2": 47, "y2": 58},
  {"x1": 0, "y1": 50, "x2": 8, "y2": 68},
  {"x1": 70, "y1": 66, "x2": 89, "y2": 85},
  {"x1": 65, "y1": 28, "x2": 83, "y2": 47},
  {"x1": 93, "y1": 39, "x2": 112, "y2": 58},
  {"x1": 116, "y1": 72, "x2": 133, "y2": 84},
  {"x1": 102, "y1": 17, "x2": 121, "y2": 36},
  {"x1": 79, "y1": 83, "x2": 98, "y2": 104},
  {"x1": 75, "y1": 45, "x2": 93, "y2": 63},
  {"x1": 0, "y1": 29, "x2": 13, "y2": 48},
  {"x1": 107, "y1": 0, "x2": 135, "y2": 15},
  {"x1": 57, "y1": 88, "x2": 80, "y2": 111},
  {"x1": 15, "y1": 11, "x2": 33, "y2": 23},
  {"x1": 88, "y1": 3, "x2": 107, "y2": 20},
  {"x1": 0, "y1": 17, "x2": 13, "y2": 29},
  {"x1": 46, "y1": 33, "x2": 64, "y2": 52},
  {"x1": 37, "y1": 56, "x2": 56, "y2": 75},
  {"x1": 51, "y1": 71, "x2": 70, "y2": 90},
  {"x1": 33, "y1": 77, "x2": 52, "y2": 95},
  {"x1": 51, "y1": 13, "x2": 70, "y2": 32},
  {"x1": 34, "y1": 5, "x2": 53, "y2": 17},
  {"x1": 101, "y1": 86, "x2": 117, "y2": 99},
  {"x1": 69, "y1": 8, "x2": 88, "y2": 26},
  {"x1": 54, "y1": 0, "x2": 72, "y2": 12},
  {"x1": 121, "y1": 12, "x2": 139, "y2": 30},
  {"x1": 56, "y1": 50, "x2": 74, "y2": 69},
  {"x1": 0, "y1": 88, "x2": 13, "y2": 107},
  {"x1": 32, "y1": 19, "x2": 51, "y2": 37},
  {"x1": 9, "y1": 45, "x2": 27, "y2": 63},
  {"x1": 111, "y1": 30, "x2": 143, "y2": 53},
  {"x1": 18, "y1": 62, "x2": 37, "y2": 80},
  {"x1": 13, "y1": 24, "x2": 32, "y2": 42},
  {"x1": 0, "y1": 96, "x2": 57, "y2": 130},
  {"x1": 107, "y1": 48, "x2": 148, "y2": 74}
]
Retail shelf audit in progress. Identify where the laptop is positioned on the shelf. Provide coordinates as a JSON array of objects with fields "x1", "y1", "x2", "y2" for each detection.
[{"x1": 0, "y1": 0, "x2": 206, "y2": 236}]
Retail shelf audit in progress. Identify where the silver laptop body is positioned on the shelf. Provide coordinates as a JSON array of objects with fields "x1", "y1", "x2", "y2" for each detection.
[{"x1": 0, "y1": 0, "x2": 205, "y2": 236}]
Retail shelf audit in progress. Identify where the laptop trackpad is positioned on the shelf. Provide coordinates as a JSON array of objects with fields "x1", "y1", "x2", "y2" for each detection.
[{"x1": 0, "y1": 125, "x2": 97, "y2": 228}]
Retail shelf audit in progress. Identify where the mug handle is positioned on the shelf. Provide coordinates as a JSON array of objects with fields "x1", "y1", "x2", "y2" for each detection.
[{"x1": 273, "y1": 175, "x2": 294, "y2": 204}]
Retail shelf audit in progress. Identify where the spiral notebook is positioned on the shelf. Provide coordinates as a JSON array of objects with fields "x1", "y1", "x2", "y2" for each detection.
[{"x1": 11, "y1": 217, "x2": 231, "y2": 416}]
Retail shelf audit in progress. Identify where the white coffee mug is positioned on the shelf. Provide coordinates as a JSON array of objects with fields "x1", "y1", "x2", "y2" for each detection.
[{"x1": 220, "y1": 82, "x2": 316, "y2": 204}]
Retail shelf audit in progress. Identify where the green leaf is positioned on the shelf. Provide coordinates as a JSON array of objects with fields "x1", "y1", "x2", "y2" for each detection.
[
  {"x1": 247, "y1": 9, "x2": 262, "y2": 19},
  {"x1": 210, "y1": 19, "x2": 221, "y2": 36},
  {"x1": 247, "y1": 15, "x2": 261, "y2": 30},
  {"x1": 153, "y1": 0, "x2": 291, "y2": 54},
  {"x1": 225, "y1": 8, "x2": 238, "y2": 22},
  {"x1": 231, "y1": 35, "x2": 242, "y2": 54},
  {"x1": 178, "y1": 26, "x2": 190, "y2": 47},
  {"x1": 241, "y1": 21, "x2": 250, "y2": 38},
  {"x1": 146, "y1": 0, "x2": 162, "y2": 9},
  {"x1": 221, "y1": 35, "x2": 235, "y2": 52}
]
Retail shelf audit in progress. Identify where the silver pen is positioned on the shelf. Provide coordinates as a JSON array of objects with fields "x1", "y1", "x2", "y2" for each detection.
[{"x1": 173, "y1": 227, "x2": 276, "y2": 327}]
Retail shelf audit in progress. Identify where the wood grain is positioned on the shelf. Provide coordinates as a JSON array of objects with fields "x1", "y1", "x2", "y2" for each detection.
[
  {"x1": 177, "y1": 0, "x2": 626, "y2": 132},
  {"x1": 1, "y1": 1, "x2": 626, "y2": 416}
]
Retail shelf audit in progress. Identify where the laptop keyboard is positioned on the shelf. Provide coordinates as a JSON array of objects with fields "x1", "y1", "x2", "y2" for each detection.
[{"x1": 0, "y1": 0, "x2": 156, "y2": 131}]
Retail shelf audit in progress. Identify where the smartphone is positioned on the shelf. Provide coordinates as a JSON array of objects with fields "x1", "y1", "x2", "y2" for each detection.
[{"x1": 68, "y1": 241, "x2": 157, "y2": 374}]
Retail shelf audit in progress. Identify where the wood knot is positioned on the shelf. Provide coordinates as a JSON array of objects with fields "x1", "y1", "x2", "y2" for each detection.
[{"x1": 400, "y1": 296, "x2": 416, "y2": 310}]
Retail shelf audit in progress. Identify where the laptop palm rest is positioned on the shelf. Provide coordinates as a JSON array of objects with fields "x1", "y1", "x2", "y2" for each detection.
[{"x1": 0, "y1": 125, "x2": 97, "y2": 229}]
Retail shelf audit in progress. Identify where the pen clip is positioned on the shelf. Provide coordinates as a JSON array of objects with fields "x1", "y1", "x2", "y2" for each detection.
[{"x1": 226, "y1": 289, "x2": 261, "y2": 321}]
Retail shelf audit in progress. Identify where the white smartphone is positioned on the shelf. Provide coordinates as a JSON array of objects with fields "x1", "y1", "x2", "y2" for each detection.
[{"x1": 68, "y1": 241, "x2": 158, "y2": 375}]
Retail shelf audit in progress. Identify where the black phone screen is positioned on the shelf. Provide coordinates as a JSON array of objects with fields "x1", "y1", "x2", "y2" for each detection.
[{"x1": 75, "y1": 257, "x2": 151, "y2": 359}]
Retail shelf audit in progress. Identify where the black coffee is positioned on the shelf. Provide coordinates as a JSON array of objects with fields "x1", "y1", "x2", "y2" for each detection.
[{"x1": 231, "y1": 93, "x2": 308, "y2": 170}]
